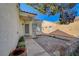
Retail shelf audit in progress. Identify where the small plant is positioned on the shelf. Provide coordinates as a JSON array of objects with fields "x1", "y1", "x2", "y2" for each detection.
[
  {"x1": 9, "y1": 36, "x2": 26, "y2": 56},
  {"x1": 18, "y1": 36, "x2": 24, "y2": 42},
  {"x1": 17, "y1": 36, "x2": 25, "y2": 48}
]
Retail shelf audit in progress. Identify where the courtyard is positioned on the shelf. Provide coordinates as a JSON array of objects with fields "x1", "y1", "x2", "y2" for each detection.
[
  {"x1": 25, "y1": 33, "x2": 79, "y2": 56},
  {"x1": 1, "y1": 3, "x2": 79, "y2": 56}
]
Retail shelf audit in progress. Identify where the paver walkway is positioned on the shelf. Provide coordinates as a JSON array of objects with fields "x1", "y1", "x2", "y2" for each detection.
[
  {"x1": 24, "y1": 35, "x2": 79, "y2": 56},
  {"x1": 34, "y1": 35, "x2": 79, "y2": 56},
  {"x1": 25, "y1": 38, "x2": 50, "y2": 56}
]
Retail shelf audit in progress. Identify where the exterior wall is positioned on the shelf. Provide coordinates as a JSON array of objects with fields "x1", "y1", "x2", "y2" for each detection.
[
  {"x1": 19, "y1": 20, "x2": 25, "y2": 36},
  {"x1": 19, "y1": 11, "x2": 37, "y2": 37},
  {"x1": 20, "y1": 11, "x2": 42, "y2": 37},
  {"x1": 42, "y1": 21, "x2": 57, "y2": 33},
  {"x1": 0, "y1": 4, "x2": 19, "y2": 55},
  {"x1": 19, "y1": 18, "x2": 33, "y2": 36},
  {"x1": 24, "y1": 20, "x2": 42, "y2": 37},
  {"x1": 42, "y1": 20, "x2": 79, "y2": 37},
  {"x1": 29, "y1": 22, "x2": 33, "y2": 36}
]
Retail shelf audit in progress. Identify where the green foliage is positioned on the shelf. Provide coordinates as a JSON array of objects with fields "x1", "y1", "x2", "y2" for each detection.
[
  {"x1": 50, "y1": 4, "x2": 59, "y2": 15},
  {"x1": 27, "y1": 3, "x2": 76, "y2": 24},
  {"x1": 18, "y1": 42, "x2": 25, "y2": 48},
  {"x1": 27, "y1": 3, "x2": 76, "y2": 16},
  {"x1": 68, "y1": 3, "x2": 76, "y2": 8},
  {"x1": 17, "y1": 36, "x2": 25, "y2": 48},
  {"x1": 27, "y1": 3, "x2": 59, "y2": 15},
  {"x1": 18, "y1": 36, "x2": 24, "y2": 42}
]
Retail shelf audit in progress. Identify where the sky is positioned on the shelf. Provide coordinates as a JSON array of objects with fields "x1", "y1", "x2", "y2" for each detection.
[{"x1": 19, "y1": 3, "x2": 79, "y2": 22}]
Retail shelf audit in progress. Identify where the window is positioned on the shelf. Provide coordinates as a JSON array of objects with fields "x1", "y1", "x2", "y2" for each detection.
[
  {"x1": 49, "y1": 26, "x2": 52, "y2": 28},
  {"x1": 48, "y1": 26, "x2": 53, "y2": 31}
]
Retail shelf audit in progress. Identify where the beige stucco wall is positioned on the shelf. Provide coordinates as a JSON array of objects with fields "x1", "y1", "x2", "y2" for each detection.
[
  {"x1": 42, "y1": 19, "x2": 79, "y2": 37},
  {"x1": 19, "y1": 19, "x2": 25, "y2": 36},
  {"x1": 0, "y1": 3, "x2": 20, "y2": 55}
]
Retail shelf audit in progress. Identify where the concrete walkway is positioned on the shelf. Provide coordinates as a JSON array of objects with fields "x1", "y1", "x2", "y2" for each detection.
[{"x1": 25, "y1": 38, "x2": 50, "y2": 56}]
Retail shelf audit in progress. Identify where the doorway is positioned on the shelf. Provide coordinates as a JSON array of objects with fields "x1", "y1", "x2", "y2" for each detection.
[{"x1": 25, "y1": 24, "x2": 29, "y2": 35}]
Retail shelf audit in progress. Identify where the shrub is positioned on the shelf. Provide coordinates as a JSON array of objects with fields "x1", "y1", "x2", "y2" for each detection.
[
  {"x1": 17, "y1": 36, "x2": 25, "y2": 48},
  {"x1": 18, "y1": 36, "x2": 24, "y2": 42}
]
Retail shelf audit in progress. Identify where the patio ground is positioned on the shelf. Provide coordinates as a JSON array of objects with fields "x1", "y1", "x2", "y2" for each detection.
[
  {"x1": 25, "y1": 37, "x2": 50, "y2": 56},
  {"x1": 25, "y1": 34, "x2": 79, "y2": 56}
]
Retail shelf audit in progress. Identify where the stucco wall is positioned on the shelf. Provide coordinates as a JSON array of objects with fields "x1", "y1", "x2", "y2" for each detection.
[
  {"x1": 0, "y1": 4, "x2": 19, "y2": 56},
  {"x1": 42, "y1": 19, "x2": 79, "y2": 37},
  {"x1": 19, "y1": 20, "x2": 25, "y2": 36}
]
